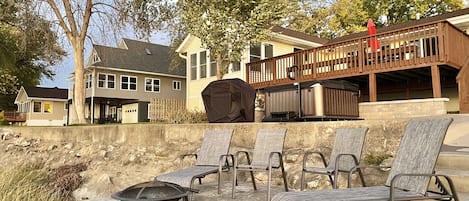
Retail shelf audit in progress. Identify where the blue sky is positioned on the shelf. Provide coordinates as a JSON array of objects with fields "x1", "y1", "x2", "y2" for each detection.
[{"x1": 39, "y1": 31, "x2": 171, "y2": 89}]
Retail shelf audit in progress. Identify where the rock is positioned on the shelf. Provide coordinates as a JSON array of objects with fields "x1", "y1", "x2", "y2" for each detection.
[
  {"x1": 99, "y1": 150, "x2": 108, "y2": 158},
  {"x1": 285, "y1": 153, "x2": 299, "y2": 163},
  {"x1": 48, "y1": 144, "x2": 58, "y2": 151},
  {"x1": 306, "y1": 179, "x2": 319, "y2": 189},
  {"x1": 14, "y1": 137, "x2": 31, "y2": 147},
  {"x1": 0, "y1": 129, "x2": 14, "y2": 141},
  {"x1": 379, "y1": 157, "x2": 393, "y2": 171},
  {"x1": 64, "y1": 143, "x2": 74, "y2": 149}
]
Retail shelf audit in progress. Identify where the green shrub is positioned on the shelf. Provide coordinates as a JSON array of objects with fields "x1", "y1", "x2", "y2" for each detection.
[
  {"x1": 0, "y1": 166, "x2": 63, "y2": 201},
  {"x1": 364, "y1": 153, "x2": 392, "y2": 166},
  {"x1": 166, "y1": 110, "x2": 208, "y2": 124}
]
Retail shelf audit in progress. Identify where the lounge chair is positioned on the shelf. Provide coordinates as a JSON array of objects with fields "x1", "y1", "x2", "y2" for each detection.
[
  {"x1": 156, "y1": 129, "x2": 234, "y2": 194},
  {"x1": 301, "y1": 127, "x2": 368, "y2": 190},
  {"x1": 232, "y1": 128, "x2": 288, "y2": 201},
  {"x1": 272, "y1": 117, "x2": 459, "y2": 201}
]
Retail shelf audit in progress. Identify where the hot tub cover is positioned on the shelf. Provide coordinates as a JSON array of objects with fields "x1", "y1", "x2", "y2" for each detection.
[{"x1": 202, "y1": 78, "x2": 256, "y2": 123}]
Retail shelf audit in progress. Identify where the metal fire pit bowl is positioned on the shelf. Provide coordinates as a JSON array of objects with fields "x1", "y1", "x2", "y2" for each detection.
[{"x1": 111, "y1": 181, "x2": 188, "y2": 201}]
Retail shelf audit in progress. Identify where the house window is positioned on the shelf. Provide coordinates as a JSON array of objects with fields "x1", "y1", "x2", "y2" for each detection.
[
  {"x1": 145, "y1": 78, "x2": 160, "y2": 92},
  {"x1": 210, "y1": 56, "x2": 217, "y2": 77},
  {"x1": 98, "y1": 73, "x2": 115, "y2": 89},
  {"x1": 232, "y1": 62, "x2": 241, "y2": 72},
  {"x1": 250, "y1": 43, "x2": 262, "y2": 62},
  {"x1": 200, "y1": 51, "x2": 207, "y2": 79},
  {"x1": 250, "y1": 43, "x2": 273, "y2": 62},
  {"x1": 121, "y1": 75, "x2": 137, "y2": 91},
  {"x1": 93, "y1": 53, "x2": 100, "y2": 63},
  {"x1": 85, "y1": 74, "x2": 92, "y2": 89},
  {"x1": 190, "y1": 54, "x2": 197, "y2": 80},
  {"x1": 33, "y1": 101, "x2": 41, "y2": 113},
  {"x1": 265, "y1": 44, "x2": 273, "y2": 58},
  {"x1": 43, "y1": 102, "x2": 53, "y2": 113},
  {"x1": 172, "y1": 80, "x2": 181, "y2": 90}
]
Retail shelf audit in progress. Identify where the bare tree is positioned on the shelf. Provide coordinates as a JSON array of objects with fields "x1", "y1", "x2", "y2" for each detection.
[{"x1": 30, "y1": 0, "x2": 172, "y2": 124}]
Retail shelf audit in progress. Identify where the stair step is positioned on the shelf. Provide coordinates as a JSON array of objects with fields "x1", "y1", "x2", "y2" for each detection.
[
  {"x1": 437, "y1": 152, "x2": 469, "y2": 170},
  {"x1": 435, "y1": 169, "x2": 469, "y2": 193}
]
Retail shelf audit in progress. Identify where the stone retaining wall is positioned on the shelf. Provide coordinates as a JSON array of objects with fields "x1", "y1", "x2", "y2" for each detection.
[
  {"x1": 359, "y1": 98, "x2": 449, "y2": 120},
  {"x1": 8, "y1": 119, "x2": 408, "y2": 190}
]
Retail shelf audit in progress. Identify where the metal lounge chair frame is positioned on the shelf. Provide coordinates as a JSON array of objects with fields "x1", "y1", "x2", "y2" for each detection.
[
  {"x1": 272, "y1": 117, "x2": 459, "y2": 201},
  {"x1": 155, "y1": 129, "x2": 234, "y2": 194},
  {"x1": 232, "y1": 128, "x2": 288, "y2": 201},
  {"x1": 301, "y1": 127, "x2": 369, "y2": 190}
]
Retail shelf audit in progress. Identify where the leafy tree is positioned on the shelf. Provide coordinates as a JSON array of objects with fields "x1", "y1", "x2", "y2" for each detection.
[
  {"x1": 286, "y1": 0, "x2": 464, "y2": 39},
  {"x1": 364, "y1": 0, "x2": 463, "y2": 27},
  {"x1": 179, "y1": 0, "x2": 289, "y2": 79},
  {"x1": 0, "y1": 1, "x2": 66, "y2": 110}
]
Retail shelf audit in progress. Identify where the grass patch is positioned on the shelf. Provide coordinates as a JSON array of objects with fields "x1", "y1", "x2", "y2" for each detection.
[
  {"x1": 0, "y1": 165, "x2": 63, "y2": 201},
  {"x1": 0, "y1": 162, "x2": 87, "y2": 201}
]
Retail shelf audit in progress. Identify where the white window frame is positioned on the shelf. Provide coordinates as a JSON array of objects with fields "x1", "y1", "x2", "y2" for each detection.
[
  {"x1": 121, "y1": 75, "x2": 137, "y2": 91},
  {"x1": 98, "y1": 73, "x2": 116, "y2": 89},
  {"x1": 33, "y1": 101, "x2": 42, "y2": 113},
  {"x1": 85, "y1": 74, "x2": 92, "y2": 89},
  {"x1": 92, "y1": 53, "x2": 100, "y2": 63},
  {"x1": 190, "y1": 53, "x2": 197, "y2": 80},
  {"x1": 172, "y1": 80, "x2": 181, "y2": 91},
  {"x1": 145, "y1": 78, "x2": 160, "y2": 93}
]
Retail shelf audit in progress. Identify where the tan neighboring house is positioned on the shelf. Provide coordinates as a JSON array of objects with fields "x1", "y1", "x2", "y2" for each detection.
[
  {"x1": 70, "y1": 38, "x2": 186, "y2": 124},
  {"x1": 14, "y1": 86, "x2": 68, "y2": 126},
  {"x1": 176, "y1": 26, "x2": 328, "y2": 111}
]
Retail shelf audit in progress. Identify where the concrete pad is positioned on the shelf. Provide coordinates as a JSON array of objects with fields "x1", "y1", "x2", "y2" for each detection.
[{"x1": 444, "y1": 114, "x2": 469, "y2": 148}]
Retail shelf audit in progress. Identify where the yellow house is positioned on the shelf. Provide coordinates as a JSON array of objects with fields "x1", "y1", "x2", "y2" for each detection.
[
  {"x1": 176, "y1": 26, "x2": 328, "y2": 111},
  {"x1": 14, "y1": 86, "x2": 68, "y2": 126}
]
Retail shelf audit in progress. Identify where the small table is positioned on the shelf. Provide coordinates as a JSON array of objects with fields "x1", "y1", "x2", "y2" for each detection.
[{"x1": 111, "y1": 181, "x2": 189, "y2": 201}]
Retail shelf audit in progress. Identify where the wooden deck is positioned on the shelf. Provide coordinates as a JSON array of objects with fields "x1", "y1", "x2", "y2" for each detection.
[
  {"x1": 4, "y1": 112, "x2": 26, "y2": 122},
  {"x1": 246, "y1": 21, "x2": 469, "y2": 99}
]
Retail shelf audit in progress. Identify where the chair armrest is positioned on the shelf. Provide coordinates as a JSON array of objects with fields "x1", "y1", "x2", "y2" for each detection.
[
  {"x1": 389, "y1": 173, "x2": 459, "y2": 201},
  {"x1": 234, "y1": 150, "x2": 252, "y2": 167},
  {"x1": 180, "y1": 153, "x2": 197, "y2": 168},
  {"x1": 303, "y1": 150, "x2": 328, "y2": 170},
  {"x1": 219, "y1": 154, "x2": 235, "y2": 171},
  {"x1": 268, "y1": 152, "x2": 284, "y2": 169},
  {"x1": 334, "y1": 153, "x2": 360, "y2": 172}
]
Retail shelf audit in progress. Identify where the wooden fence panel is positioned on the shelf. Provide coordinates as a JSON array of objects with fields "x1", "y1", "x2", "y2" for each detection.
[{"x1": 149, "y1": 98, "x2": 186, "y2": 122}]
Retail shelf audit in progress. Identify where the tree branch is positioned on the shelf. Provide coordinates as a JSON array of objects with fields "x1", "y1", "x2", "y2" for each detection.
[
  {"x1": 62, "y1": 0, "x2": 78, "y2": 35},
  {"x1": 79, "y1": 0, "x2": 93, "y2": 41},
  {"x1": 46, "y1": 0, "x2": 73, "y2": 41}
]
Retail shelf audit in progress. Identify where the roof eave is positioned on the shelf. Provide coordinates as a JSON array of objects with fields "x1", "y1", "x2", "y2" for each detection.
[
  {"x1": 176, "y1": 34, "x2": 192, "y2": 53},
  {"x1": 272, "y1": 33, "x2": 324, "y2": 48}
]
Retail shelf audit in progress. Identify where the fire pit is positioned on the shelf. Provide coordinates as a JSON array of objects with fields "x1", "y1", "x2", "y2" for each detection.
[{"x1": 111, "y1": 181, "x2": 188, "y2": 201}]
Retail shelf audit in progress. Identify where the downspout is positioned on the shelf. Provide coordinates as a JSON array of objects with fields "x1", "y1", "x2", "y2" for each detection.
[
  {"x1": 178, "y1": 53, "x2": 187, "y2": 59},
  {"x1": 178, "y1": 52, "x2": 189, "y2": 110}
]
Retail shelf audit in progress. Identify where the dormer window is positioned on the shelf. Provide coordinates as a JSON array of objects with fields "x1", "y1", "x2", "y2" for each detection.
[{"x1": 93, "y1": 53, "x2": 100, "y2": 63}]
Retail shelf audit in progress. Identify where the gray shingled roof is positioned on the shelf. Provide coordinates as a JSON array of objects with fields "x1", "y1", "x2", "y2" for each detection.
[
  {"x1": 91, "y1": 38, "x2": 185, "y2": 76},
  {"x1": 271, "y1": 26, "x2": 329, "y2": 45},
  {"x1": 327, "y1": 7, "x2": 469, "y2": 44},
  {"x1": 24, "y1": 86, "x2": 68, "y2": 100}
]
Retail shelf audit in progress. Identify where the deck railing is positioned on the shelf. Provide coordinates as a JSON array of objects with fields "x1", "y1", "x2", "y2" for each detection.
[
  {"x1": 247, "y1": 21, "x2": 468, "y2": 89},
  {"x1": 4, "y1": 111, "x2": 26, "y2": 122}
]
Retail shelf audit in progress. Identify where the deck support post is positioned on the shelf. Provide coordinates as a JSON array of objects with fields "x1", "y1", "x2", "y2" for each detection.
[
  {"x1": 369, "y1": 73, "x2": 377, "y2": 102},
  {"x1": 431, "y1": 65, "x2": 442, "y2": 98}
]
